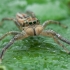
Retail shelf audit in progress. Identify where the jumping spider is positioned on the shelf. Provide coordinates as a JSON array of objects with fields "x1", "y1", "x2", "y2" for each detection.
[{"x1": 0, "y1": 11, "x2": 70, "y2": 62}]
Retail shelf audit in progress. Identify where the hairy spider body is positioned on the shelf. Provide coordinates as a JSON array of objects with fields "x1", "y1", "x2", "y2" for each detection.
[{"x1": 0, "y1": 11, "x2": 70, "y2": 62}]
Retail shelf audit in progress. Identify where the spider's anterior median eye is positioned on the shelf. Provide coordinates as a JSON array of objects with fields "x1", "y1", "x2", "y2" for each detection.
[
  {"x1": 33, "y1": 21, "x2": 36, "y2": 24},
  {"x1": 19, "y1": 16, "x2": 23, "y2": 19},
  {"x1": 29, "y1": 22, "x2": 32, "y2": 25}
]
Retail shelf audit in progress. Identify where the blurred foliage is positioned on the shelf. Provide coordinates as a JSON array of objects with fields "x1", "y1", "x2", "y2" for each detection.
[
  {"x1": 0, "y1": 0, "x2": 70, "y2": 70},
  {"x1": 26, "y1": 1, "x2": 68, "y2": 21},
  {"x1": 0, "y1": 66, "x2": 6, "y2": 70}
]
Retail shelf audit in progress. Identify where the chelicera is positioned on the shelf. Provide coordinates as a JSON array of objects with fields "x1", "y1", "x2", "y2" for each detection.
[{"x1": 0, "y1": 11, "x2": 70, "y2": 62}]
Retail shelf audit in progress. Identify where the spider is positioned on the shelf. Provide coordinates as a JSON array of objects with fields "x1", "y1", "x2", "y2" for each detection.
[{"x1": 0, "y1": 11, "x2": 70, "y2": 62}]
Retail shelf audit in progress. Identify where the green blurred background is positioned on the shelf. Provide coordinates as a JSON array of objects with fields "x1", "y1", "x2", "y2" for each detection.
[{"x1": 0, "y1": 0, "x2": 70, "y2": 70}]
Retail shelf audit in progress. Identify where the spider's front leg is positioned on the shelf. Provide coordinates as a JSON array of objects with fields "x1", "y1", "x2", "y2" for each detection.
[
  {"x1": 43, "y1": 20, "x2": 68, "y2": 29},
  {"x1": 0, "y1": 18, "x2": 22, "y2": 30},
  {"x1": 40, "y1": 30, "x2": 70, "y2": 54},
  {"x1": 0, "y1": 31, "x2": 20, "y2": 41},
  {"x1": 0, "y1": 31, "x2": 28, "y2": 62},
  {"x1": 0, "y1": 18, "x2": 14, "y2": 25}
]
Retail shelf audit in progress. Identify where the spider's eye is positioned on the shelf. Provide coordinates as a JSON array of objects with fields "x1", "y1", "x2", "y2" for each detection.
[
  {"x1": 37, "y1": 19, "x2": 40, "y2": 23},
  {"x1": 33, "y1": 21, "x2": 36, "y2": 24},
  {"x1": 22, "y1": 23, "x2": 25, "y2": 27},
  {"x1": 29, "y1": 22, "x2": 32, "y2": 25},
  {"x1": 19, "y1": 16, "x2": 23, "y2": 19},
  {"x1": 26, "y1": 22, "x2": 28, "y2": 24}
]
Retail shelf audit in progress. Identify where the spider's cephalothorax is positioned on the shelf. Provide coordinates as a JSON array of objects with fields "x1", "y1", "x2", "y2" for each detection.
[
  {"x1": 0, "y1": 11, "x2": 70, "y2": 62},
  {"x1": 16, "y1": 12, "x2": 40, "y2": 27},
  {"x1": 16, "y1": 12, "x2": 43, "y2": 36}
]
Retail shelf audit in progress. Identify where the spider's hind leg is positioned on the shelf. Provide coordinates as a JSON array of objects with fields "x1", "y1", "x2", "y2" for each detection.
[{"x1": 26, "y1": 11, "x2": 36, "y2": 18}]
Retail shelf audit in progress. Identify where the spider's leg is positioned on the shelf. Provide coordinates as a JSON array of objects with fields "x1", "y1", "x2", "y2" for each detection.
[
  {"x1": 43, "y1": 20, "x2": 68, "y2": 29},
  {"x1": 53, "y1": 36, "x2": 70, "y2": 53},
  {"x1": 40, "y1": 30, "x2": 70, "y2": 53},
  {"x1": 0, "y1": 18, "x2": 14, "y2": 26},
  {"x1": 0, "y1": 18, "x2": 22, "y2": 30},
  {"x1": 0, "y1": 38, "x2": 15, "y2": 62},
  {"x1": 0, "y1": 31, "x2": 28, "y2": 61},
  {"x1": 0, "y1": 31, "x2": 20, "y2": 41},
  {"x1": 26, "y1": 11, "x2": 36, "y2": 18}
]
